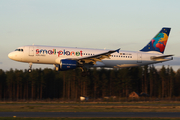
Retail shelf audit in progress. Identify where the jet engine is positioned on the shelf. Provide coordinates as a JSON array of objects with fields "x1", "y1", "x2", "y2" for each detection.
[{"x1": 55, "y1": 59, "x2": 77, "y2": 71}]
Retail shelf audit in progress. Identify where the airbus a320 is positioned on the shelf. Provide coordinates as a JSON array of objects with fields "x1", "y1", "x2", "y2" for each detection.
[{"x1": 8, "y1": 28, "x2": 173, "y2": 75}]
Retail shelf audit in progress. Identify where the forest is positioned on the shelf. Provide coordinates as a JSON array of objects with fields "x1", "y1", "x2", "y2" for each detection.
[{"x1": 0, "y1": 65, "x2": 180, "y2": 101}]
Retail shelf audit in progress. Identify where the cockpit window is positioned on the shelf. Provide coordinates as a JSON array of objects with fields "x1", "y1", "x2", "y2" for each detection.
[{"x1": 15, "y1": 49, "x2": 23, "y2": 52}]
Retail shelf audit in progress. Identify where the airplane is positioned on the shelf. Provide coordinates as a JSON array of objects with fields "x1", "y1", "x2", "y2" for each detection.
[{"x1": 8, "y1": 27, "x2": 173, "y2": 75}]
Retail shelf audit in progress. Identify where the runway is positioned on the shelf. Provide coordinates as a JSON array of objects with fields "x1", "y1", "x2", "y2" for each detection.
[{"x1": 0, "y1": 112, "x2": 180, "y2": 118}]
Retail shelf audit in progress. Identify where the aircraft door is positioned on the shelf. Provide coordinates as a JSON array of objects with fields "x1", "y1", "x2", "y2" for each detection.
[
  {"x1": 29, "y1": 46, "x2": 34, "y2": 56},
  {"x1": 137, "y1": 53, "x2": 142, "y2": 63}
]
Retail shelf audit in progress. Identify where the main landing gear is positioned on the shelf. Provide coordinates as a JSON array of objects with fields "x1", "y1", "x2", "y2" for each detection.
[
  {"x1": 80, "y1": 67, "x2": 90, "y2": 77},
  {"x1": 28, "y1": 63, "x2": 32, "y2": 73}
]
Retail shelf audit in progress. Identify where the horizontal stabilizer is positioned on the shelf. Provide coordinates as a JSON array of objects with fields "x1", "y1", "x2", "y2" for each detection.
[{"x1": 151, "y1": 55, "x2": 173, "y2": 61}]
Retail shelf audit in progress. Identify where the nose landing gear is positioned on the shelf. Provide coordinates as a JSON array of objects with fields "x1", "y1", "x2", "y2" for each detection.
[{"x1": 28, "y1": 63, "x2": 32, "y2": 72}]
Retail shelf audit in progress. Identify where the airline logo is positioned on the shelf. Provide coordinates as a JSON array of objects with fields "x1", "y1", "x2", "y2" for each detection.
[
  {"x1": 36, "y1": 49, "x2": 83, "y2": 57},
  {"x1": 140, "y1": 28, "x2": 171, "y2": 53},
  {"x1": 151, "y1": 31, "x2": 168, "y2": 53}
]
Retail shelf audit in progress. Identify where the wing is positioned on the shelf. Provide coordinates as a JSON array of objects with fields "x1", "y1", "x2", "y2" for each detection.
[{"x1": 69, "y1": 48, "x2": 120, "y2": 65}]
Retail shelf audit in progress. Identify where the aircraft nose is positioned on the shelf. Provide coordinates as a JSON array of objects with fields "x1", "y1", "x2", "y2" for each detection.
[{"x1": 8, "y1": 52, "x2": 14, "y2": 59}]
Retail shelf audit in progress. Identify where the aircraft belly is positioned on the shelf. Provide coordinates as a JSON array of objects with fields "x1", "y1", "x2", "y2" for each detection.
[
  {"x1": 101, "y1": 60, "x2": 155, "y2": 68},
  {"x1": 94, "y1": 61, "x2": 106, "y2": 67},
  {"x1": 22, "y1": 55, "x2": 57, "y2": 64},
  {"x1": 102, "y1": 60, "x2": 138, "y2": 67},
  {"x1": 37, "y1": 56, "x2": 56, "y2": 64}
]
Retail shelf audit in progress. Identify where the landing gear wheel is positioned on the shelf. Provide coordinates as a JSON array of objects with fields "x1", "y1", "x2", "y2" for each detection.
[
  {"x1": 28, "y1": 63, "x2": 32, "y2": 73},
  {"x1": 28, "y1": 69, "x2": 32, "y2": 73},
  {"x1": 81, "y1": 70, "x2": 90, "y2": 77},
  {"x1": 80, "y1": 67, "x2": 90, "y2": 77},
  {"x1": 81, "y1": 72, "x2": 86, "y2": 77}
]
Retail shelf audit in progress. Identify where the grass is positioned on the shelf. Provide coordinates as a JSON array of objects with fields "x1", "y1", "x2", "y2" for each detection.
[
  {"x1": 0, "y1": 102, "x2": 179, "y2": 119},
  {"x1": 0, "y1": 118, "x2": 180, "y2": 120},
  {"x1": 0, "y1": 101, "x2": 180, "y2": 112}
]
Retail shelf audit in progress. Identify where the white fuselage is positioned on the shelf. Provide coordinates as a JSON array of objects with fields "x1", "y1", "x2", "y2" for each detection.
[{"x1": 8, "y1": 45, "x2": 172, "y2": 68}]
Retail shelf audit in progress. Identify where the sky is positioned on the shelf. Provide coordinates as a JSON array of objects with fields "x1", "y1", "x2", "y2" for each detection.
[{"x1": 1, "y1": 0, "x2": 180, "y2": 71}]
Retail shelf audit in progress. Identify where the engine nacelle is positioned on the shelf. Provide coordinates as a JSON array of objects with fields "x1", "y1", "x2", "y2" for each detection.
[{"x1": 55, "y1": 59, "x2": 77, "y2": 71}]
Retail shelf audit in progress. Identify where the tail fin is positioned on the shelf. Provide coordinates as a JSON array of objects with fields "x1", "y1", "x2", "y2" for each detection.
[{"x1": 140, "y1": 27, "x2": 171, "y2": 54}]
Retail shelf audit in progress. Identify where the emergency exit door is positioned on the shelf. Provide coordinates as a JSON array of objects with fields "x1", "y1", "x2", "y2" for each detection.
[
  {"x1": 29, "y1": 46, "x2": 34, "y2": 56},
  {"x1": 137, "y1": 53, "x2": 142, "y2": 63}
]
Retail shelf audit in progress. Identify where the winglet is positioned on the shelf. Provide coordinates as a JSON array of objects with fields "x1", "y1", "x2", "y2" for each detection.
[{"x1": 115, "y1": 48, "x2": 120, "y2": 53}]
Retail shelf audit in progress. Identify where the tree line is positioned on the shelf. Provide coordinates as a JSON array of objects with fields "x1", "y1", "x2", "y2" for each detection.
[{"x1": 0, "y1": 65, "x2": 180, "y2": 101}]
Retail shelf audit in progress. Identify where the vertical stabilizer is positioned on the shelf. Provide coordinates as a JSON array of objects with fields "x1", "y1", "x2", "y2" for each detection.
[{"x1": 140, "y1": 27, "x2": 171, "y2": 54}]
